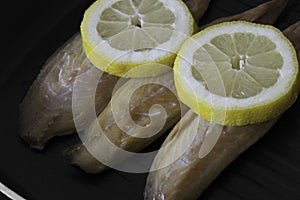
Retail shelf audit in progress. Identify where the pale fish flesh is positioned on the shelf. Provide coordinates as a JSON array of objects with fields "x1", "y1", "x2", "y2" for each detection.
[
  {"x1": 144, "y1": 20, "x2": 300, "y2": 200},
  {"x1": 63, "y1": 0, "x2": 288, "y2": 173},
  {"x1": 19, "y1": 34, "x2": 120, "y2": 150},
  {"x1": 19, "y1": 0, "x2": 211, "y2": 150}
]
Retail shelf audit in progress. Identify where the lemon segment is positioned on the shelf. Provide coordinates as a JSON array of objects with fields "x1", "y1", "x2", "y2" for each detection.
[
  {"x1": 174, "y1": 21, "x2": 299, "y2": 126},
  {"x1": 81, "y1": 0, "x2": 194, "y2": 78}
]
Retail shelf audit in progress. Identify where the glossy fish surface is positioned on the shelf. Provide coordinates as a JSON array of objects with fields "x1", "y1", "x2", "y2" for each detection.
[
  {"x1": 63, "y1": 0, "x2": 211, "y2": 173},
  {"x1": 20, "y1": 34, "x2": 120, "y2": 149},
  {"x1": 144, "y1": 1, "x2": 294, "y2": 199},
  {"x1": 19, "y1": 0, "x2": 211, "y2": 150},
  {"x1": 64, "y1": 71, "x2": 188, "y2": 173}
]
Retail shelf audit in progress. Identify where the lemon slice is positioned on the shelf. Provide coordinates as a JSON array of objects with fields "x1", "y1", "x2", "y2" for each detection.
[
  {"x1": 81, "y1": 0, "x2": 194, "y2": 78},
  {"x1": 174, "y1": 21, "x2": 299, "y2": 126}
]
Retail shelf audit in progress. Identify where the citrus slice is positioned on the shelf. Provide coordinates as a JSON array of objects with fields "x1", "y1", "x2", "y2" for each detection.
[
  {"x1": 81, "y1": 0, "x2": 194, "y2": 78},
  {"x1": 174, "y1": 21, "x2": 299, "y2": 126}
]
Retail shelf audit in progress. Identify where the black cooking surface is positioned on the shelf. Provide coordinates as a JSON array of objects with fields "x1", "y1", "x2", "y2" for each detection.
[{"x1": 1, "y1": 0, "x2": 300, "y2": 199}]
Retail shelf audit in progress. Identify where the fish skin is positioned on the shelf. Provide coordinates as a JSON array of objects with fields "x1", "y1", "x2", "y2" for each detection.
[
  {"x1": 64, "y1": 71, "x2": 188, "y2": 173},
  {"x1": 19, "y1": 34, "x2": 120, "y2": 150},
  {"x1": 283, "y1": 21, "x2": 300, "y2": 61},
  {"x1": 200, "y1": 0, "x2": 289, "y2": 30},
  {"x1": 63, "y1": 0, "x2": 290, "y2": 174},
  {"x1": 144, "y1": 111, "x2": 277, "y2": 200},
  {"x1": 19, "y1": 0, "x2": 209, "y2": 150},
  {"x1": 144, "y1": 3, "x2": 298, "y2": 200}
]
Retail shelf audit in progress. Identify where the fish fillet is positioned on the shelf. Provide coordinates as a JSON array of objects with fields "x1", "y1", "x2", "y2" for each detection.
[
  {"x1": 19, "y1": 0, "x2": 210, "y2": 150},
  {"x1": 144, "y1": 18, "x2": 299, "y2": 200},
  {"x1": 64, "y1": 71, "x2": 188, "y2": 173},
  {"x1": 200, "y1": 0, "x2": 289, "y2": 30},
  {"x1": 63, "y1": 0, "x2": 288, "y2": 173},
  {"x1": 19, "y1": 34, "x2": 120, "y2": 150}
]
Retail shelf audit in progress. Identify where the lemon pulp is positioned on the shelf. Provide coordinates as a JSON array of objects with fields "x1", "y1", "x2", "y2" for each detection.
[
  {"x1": 174, "y1": 21, "x2": 299, "y2": 126},
  {"x1": 81, "y1": 0, "x2": 194, "y2": 78}
]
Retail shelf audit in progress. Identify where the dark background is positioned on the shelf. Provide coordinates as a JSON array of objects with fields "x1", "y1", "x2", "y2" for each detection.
[{"x1": 1, "y1": 0, "x2": 300, "y2": 199}]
